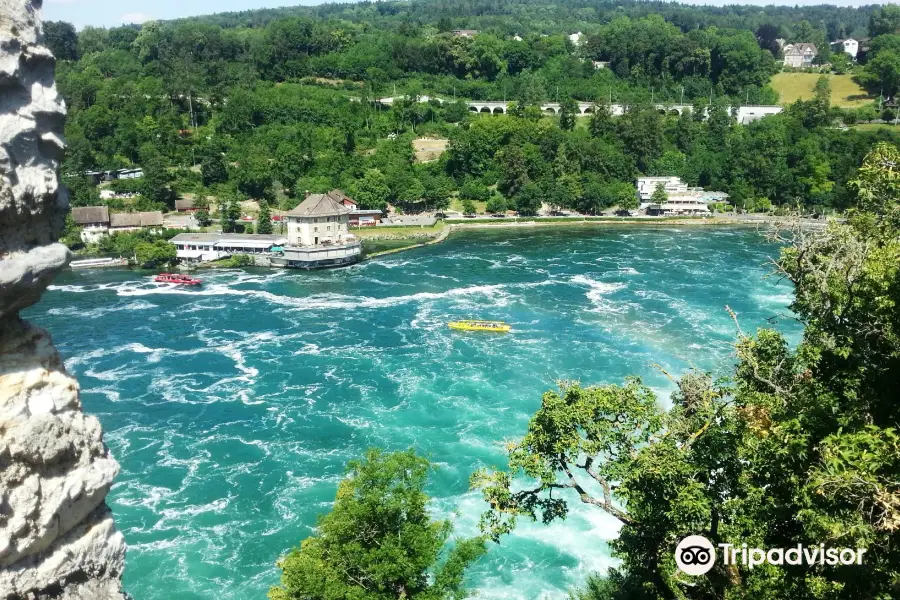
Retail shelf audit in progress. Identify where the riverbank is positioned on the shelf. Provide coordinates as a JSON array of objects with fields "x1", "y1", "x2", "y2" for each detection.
[{"x1": 359, "y1": 214, "x2": 831, "y2": 261}]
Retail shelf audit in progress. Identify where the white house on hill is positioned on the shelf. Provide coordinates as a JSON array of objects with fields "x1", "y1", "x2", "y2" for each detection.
[
  {"x1": 783, "y1": 43, "x2": 818, "y2": 68},
  {"x1": 833, "y1": 38, "x2": 859, "y2": 59}
]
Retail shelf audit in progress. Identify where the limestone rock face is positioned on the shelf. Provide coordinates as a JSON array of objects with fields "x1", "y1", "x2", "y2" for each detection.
[
  {"x1": 0, "y1": 322, "x2": 126, "y2": 600},
  {"x1": 0, "y1": 1, "x2": 127, "y2": 598},
  {"x1": 0, "y1": 0, "x2": 71, "y2": 320}
]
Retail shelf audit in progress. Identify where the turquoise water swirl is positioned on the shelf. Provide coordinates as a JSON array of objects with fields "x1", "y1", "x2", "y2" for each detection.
[{"x1": 24, "y1": 227, "x2": 798, "y2": 599}]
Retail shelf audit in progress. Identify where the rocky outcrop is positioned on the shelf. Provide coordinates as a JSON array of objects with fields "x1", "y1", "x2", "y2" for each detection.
[
  {"x1": 1, "y1": 1, "x2": 127, "y2": 598},
  {"x1": 1, "y1": 0, "x2": 70, "y2": 318},
  {"x1": 0, "y1": 323, "x2": 125, "y2": 600}
]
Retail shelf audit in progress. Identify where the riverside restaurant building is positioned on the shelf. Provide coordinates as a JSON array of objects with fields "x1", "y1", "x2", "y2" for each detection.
[
  {"x1": 272, "y1": 191, "x2": 362, "y2": 269},
  {"x1": 169, "y1": 192, "x2": 361, "y2": 269},
  {"x1": 170, "y1": 233, "x2": 288, "y2": 262}
]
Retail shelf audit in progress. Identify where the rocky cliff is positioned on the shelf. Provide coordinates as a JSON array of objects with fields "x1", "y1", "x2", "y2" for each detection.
[{"x1": 0, "y1": 1, "x2": 127, "y2": 598}]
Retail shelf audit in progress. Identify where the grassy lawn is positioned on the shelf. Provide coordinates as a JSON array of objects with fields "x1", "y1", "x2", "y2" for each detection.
[
  {"x1": 351, "y1": 223, "x2": 445, "y2": 238},
  {"x1": 851, "y1": 123, "x2": 900, "y2": 132},
  {"x1": 412, "y1": 138, "x2": 449, "y2": 163},
  {"x1": 449, "y1": 198, "x2": 488, "y2": 214},
  {"x1": 770, "y1": 72, "x2": 873, "y2": 108}
]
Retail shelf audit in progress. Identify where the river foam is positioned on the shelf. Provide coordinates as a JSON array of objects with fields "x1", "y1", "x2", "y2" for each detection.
[{"x1": 26, "y1": 227, "x2": 797, "y2": 600}]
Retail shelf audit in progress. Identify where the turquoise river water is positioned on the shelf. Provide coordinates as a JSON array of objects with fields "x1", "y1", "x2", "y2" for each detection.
[{"x1": 24, "y1": 227, "x2": 799, "y2": 600}]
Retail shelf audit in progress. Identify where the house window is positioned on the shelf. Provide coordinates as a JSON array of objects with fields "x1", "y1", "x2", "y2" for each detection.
[{"x1": 314, "y1": 227, "x2": 318, "y2": 232}]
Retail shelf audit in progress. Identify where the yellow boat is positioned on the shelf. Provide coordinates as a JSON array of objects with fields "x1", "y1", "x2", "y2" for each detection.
[{"x1": 448, "y1": 320, "x2": 511, "y2": 333}]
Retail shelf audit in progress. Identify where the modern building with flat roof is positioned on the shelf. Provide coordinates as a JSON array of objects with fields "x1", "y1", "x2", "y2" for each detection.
[
  {"x1": 637, "y1": 176, "x2": 727, "y2": 216},
  {"x1": 636, "y1": 176, "x2": 689, "y2": 201},
  {"x1": 170, "y1": 232, "x2": 287, "y2": 262}
]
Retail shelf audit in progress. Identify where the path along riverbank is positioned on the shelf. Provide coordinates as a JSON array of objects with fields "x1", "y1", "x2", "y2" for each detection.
[{"x1": 360, "y1": 214, "x2": 832, "y2": 261}]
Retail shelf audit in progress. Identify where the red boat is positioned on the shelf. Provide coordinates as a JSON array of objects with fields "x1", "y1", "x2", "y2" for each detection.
[{"x1": 154, "y1": 273, "x2": 202, "y2": 285}]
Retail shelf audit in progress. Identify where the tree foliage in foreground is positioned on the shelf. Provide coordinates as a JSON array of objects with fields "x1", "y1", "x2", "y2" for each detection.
[
  {"x1": 475, "y1": 143, "x2": 900, "y2": 599},
  {"x1": 270, "y1": 449, "x2": 486, "y2": 600},
  {"x1": 134, "y1": 239, "x2": 177, "y2": 268}
]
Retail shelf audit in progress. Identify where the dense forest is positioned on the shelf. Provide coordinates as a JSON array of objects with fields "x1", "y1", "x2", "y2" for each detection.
[{"x1": 45, "y1": 1, "x2": 900, "y2": 221}]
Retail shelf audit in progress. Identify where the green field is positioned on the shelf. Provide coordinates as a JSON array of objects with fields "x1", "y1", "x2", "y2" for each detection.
[
  {"x1": 771, "y1": 72, "x2": 873, "y2": 108},
  {"x1": 351, "y1": 223, "x2": 445, "y2": 238},
  {"x1": 851, "y1": 123, "x2": 900, "y2": 132}
]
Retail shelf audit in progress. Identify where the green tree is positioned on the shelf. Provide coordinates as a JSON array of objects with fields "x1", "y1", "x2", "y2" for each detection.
[
  {"x1": 59, "y1": 213, "x2": 83, "y2": 249},
  {"x1": 650, "y1": 182, "x2": 668, "y2": 205},
  {"x1": 618, "y1": 106, "x2": 665, "y2": 172},
  {"x1": 270, "y1": 449, "x2": 485, "y2": 600},
  {"x1": 393, "y1": 175, "x2": 425, "y2": 206},
  {"x1": 863, "y1": 50, "x2": 900, "y2": 97},
  {"x1": 234, "y1": 154, "x2": 273, "y2": 199},
  {"x1": 558, "y1": 98, "x2": 578, "y2": 131},
  {"x1": 422, "y1": 175, "x2": 454, "y2": 210},
  {"x1": 195, "y1": 209, "x2": 212, "y2": 227},
  {"x1": 256, "y1": 201, "x2": 273, "y2": 234},
  {"x1": 63, "y1": 175, "x2": 100, "y2": 208},
  {"x1": 514, "y1": 183, "x2": 542, "y2": 216},
  {"x1": 461, "y1": 198, "x2": 477, "y2": 215},
  {"x1": 485, "y1": 195, "x2": 507, "y2": 214},
  {"x1": 870, "y1": 4, "x2": 900, "y2": 37},
  {"x1": 588, "y1": 104, "x2": 616, "y2": 138},
  {"x1": 581, "y1": 181, "x2": 638, "y2": 213},
  {"x1": 141, "y1": 152, "x2": 176, "y2": 209},
  {"x1": 459, "y1": 180, "x2": 491, "y2": 202},
  {"x1": 354, "y1": 169, "x2": 391, "y2": 210},
  {"x1": 497, "y1": 145, "x2": 530, "y2": 199},
  {"x1": 134, "y1": 239, "x2": 177, "y2": 268},
  {"x1": 274, "y1": 139, "x2": 314, "y2": 190},
  {"x1": 221, "y1": 196, "x2": 241, "y2": 233},
  {"x1": 201, "y1": 154, "x2": 229, "y2": 187},
  {"x1": 44, "y1": 21, "x2": 79, "y2": 61},
  {"x1": 541, "y1": 178, "x2": 575, "y2": 212}
]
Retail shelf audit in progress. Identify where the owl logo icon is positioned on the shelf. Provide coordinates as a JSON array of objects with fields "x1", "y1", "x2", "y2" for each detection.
[{"x1": 675, "y1": 535, "x2": 716, "y2": 575}]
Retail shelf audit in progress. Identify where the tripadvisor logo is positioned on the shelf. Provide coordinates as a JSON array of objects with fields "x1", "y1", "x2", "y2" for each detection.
[
  {"x1": 675, "y1": 535, "x2": 716, "y2": 575},
  {"x1": 675, "y1": 535, "x2": 868, "y2": 576}
]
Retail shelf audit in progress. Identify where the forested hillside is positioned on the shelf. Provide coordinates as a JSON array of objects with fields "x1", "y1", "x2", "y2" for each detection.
[{"x1": 45, "y1": 0, "x2": 900, "y2": 222}]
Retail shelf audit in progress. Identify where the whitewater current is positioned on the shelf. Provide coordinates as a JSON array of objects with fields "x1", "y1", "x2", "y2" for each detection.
[{"x1": 25, "y1": 227, "x2": 799, "y2": 600}]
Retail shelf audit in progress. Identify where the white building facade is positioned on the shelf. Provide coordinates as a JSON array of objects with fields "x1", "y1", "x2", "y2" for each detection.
[
  {"x1": 648, "y1": 195, "x2": 712, "y2": 216},
  {"x1": 636, "y1": 176, "x2": 689, "y2": 201},
  {"x1": 835, "y1": 38, "x2": 859, "y2": 58},
  {"x1": 637, "y1": 177, "x2": 727, "y2": 216},
  {"x1": 170, "y1": 233, "x2": 288, "y2": 262},
  {"x1": 278, "y1": 191, "x2": 361, "y2": 269}
]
